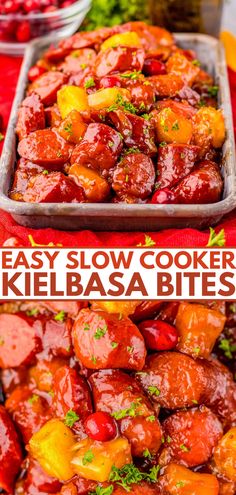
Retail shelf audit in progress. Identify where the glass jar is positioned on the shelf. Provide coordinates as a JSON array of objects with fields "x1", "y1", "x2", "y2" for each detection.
[{"x1": 149, "y1": 0, "x2": 223, "y2": 37}]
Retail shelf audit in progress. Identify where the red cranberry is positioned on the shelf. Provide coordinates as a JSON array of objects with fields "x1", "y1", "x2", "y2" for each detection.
[
  {"x1": 43, "y1": 5, "x2": 57, "y2": 11},
  {"x1": 23, "y1": 0, "x2": 40, "y2": 12},
  {"x1": 4, "y1": 0, "x2": 20, "y2": 14},
  {"x1": 40, "y1": 0, "x2": 57, "y2": 8},
  {"x1": 84, "y1": 412, "x2": 117, "y2": 442},
  {"x1": 143, "y1": 59, "x2": 167, "y2": 77},
  {"x1": 100, "y1": 76, "x2": 121, "y2": 89},
  {"x1": 16, "y1": 20, "x2": 31, "y2": 42},
  {"x1": 151, "y1": 188, "x2": 177, "y2": 204},
  {"x1": 28, "y1": 64, "x2": 47, "y2": 82},
  {"x1": 138, "y1": 319, "x2": 178, "y2": 351},
  {"x1": 60, "y1": 0, "x2": 75, "y2": 6},
  {"x1": 1, "y1": 19, "x2": 17, "y2": 39}
]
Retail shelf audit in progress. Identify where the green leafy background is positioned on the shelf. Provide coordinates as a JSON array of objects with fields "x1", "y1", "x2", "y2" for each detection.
[{"x1": 82, "y1": 0, "x2": 149, "y2": 30}]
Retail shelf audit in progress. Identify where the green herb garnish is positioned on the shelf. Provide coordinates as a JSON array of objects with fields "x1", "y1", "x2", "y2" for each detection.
[
  {"x1": 148, "y1": 386, "x2": 160, "y2": 396},
  {"x1": 206, "y1": 227, "x2": 225, "y2": 247},
  {"x1": 54, "y1": 310, "x2": 66, "y2": 322},
  {"x1": 64, "y1": 409, "x2": 80, "y2": 428},
  {"x1": 84, "y1": 77, "x2": 95, "y2": 89},
  {"x1": 82, "y1": 449, "x2": 94, "y2": 465}
]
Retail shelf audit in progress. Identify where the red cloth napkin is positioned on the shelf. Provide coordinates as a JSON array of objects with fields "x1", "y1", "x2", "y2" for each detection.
[{"x1": 0, "y1": 56, "x2": 235, "y2": 248}]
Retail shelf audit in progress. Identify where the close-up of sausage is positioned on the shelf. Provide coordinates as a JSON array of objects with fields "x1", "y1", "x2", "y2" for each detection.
[
  {"x1": 0, "y1": 299, "x2": 235, "y2": 495},
  {"x1": 9, "y1": 21, "x2": 226, "y2": 206}
]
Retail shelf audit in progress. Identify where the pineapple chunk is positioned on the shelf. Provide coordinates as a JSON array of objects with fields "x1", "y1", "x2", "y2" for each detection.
[
  {"x1": 101, "y1": 31, "x2": 141, "y2": 51},
  {"x1": 29, "y1": 419, "x2": 76, "y2": 481},
  {"x1": 57, "y1": 86, "x2": 89, "y2": 119},
  {"x1": 155, "y1": 107, "x2": 193, "y2": 144},
  {"x1": 71, "y1": 437, "x2": 132, "y2": 483},
  {"x1": 88, "y1": 88, "x2": 131, "y2": 111},
  {"x1": 91, "y1": 301, "x2": 140, "y2": 316},
  {"x1": 213, "y1": 427, "x2": 236, "y2": 482},
  {"x1": 57, "y1": 110, "x2": 87, "y2": 144},
  {"x1": 193, "y1": 107, "x2": 226, "y2": 149}
]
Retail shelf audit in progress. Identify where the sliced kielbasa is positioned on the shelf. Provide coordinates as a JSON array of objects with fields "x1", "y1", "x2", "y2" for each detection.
[
  {"x1": 174, "y1": 161, "x2": 223, "y2": 204},
  {"x1": 89, "y1": 369, "x2": 162, "y2": 457},
  {"x1": 0, "y1": 313, "x2": 42, "y2": 369},
  {"x1": 23, "y1": 457, "x2": 62, "y2": 495},
  {"x1": 10, "y1": 158, "x2": 45, "y2": 201},
  {"x1": 42, "y1": 318, "x2": 73, "y2": 358},
  {"x1": 28, "y1": 71, "x2": 67, "y2": 106},
  {"x1": 156, "y1": 144, "x2": 200, "y2": 189},
  {"x1": 112, "y1": 153, "x2": 155, "y2": 199},
  {"x1": 6, "y1": 385, "x2": 51, "y2": 442},
  {"x1": 53, "y1": 366, "x2": 93, "y2": 422},
  {"x1": 136, "y1": 352, "x2": 207, "y2": 409},
  {"x1": 71, "y1": 123, "x2": 123, "y2": 173},
  {"x1": 148, "y1": 74, "x2": 184, "y2": 98},
  {"x1": 161, "y1": 407, "x2": 223, "y2": 467},
  {"x1": 72, "y1": 308, "x2": 146, "y2": 371},
  {"x1": 202, "y1": 358, "x2": 236, "y2": 426},
  {"x1": 16, "y1": 93, "x2": 45, "y2": 141},
  {"x1": 0, "y1": 405, "x2": 23, "y2": 493},
  {"x1": 23, "y1": 172, "x2": 86, "y2": 203},
  {"x1": 59, "y1": 49, "x2": 97, "y2": 74},
  {"x1": 95, "y1": 47, "x2": 145, "y2": 78},
  {"x1": 108, "y1": 110, "x2": 157, "y2": 156},
  {"x1": 18, "y1": 129, "x2": 73, "y2": 167}
]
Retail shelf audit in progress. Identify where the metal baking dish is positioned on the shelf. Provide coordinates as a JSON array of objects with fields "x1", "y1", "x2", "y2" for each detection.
[{"x1": 0, "y1": 33, "x2": 235, "y2": 231}]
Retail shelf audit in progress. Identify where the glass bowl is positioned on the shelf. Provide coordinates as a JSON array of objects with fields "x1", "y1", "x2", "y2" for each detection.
[{"x1": 0, "y1": 0, "x2": 92, "y2": 56}]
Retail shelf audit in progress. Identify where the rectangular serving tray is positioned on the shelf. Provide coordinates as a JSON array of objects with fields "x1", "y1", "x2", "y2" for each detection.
[{"x1": 0, "y1": 32, "x2": 235, "y2": 231}]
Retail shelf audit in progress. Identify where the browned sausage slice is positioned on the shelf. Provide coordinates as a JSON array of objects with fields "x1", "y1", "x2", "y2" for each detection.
[
  {"x1": 53, "y1": 366, "x2": 93, "y2": 422},
  {"x1": 28, "y1": 71, "x2": 67, "y2": 106},
  {"x1": 136, "y1": 351, "x2": 207, "y2": 409},
  {"x1": 112, "y1": 153, "x2": 155, "y2": 199},
  {"x1": 18, "y1": 129, "x2": 73, "y2": 167},
  {"x1": 95, "y1": 47, "x2": 145, "y2": 78},
  {"x1": 89, "y1": 369, "x2": 162, "y2": 457},
  {"x1": 174, "y1": 161, "x2": 223, "y2": 204},
  {"x1": 161, "y1": 407, "x2": 223, "y2": 467},
  {"x1": 71, "y1": 123, "x2": 123, "y2": 173},
  {"x1": 0, "y1": 314, "x2": 42, "y2": 368},
  {"x1": 16, "y1": 93, "x2": 45, "y2": 141},
  {"x1": 157, "y1": 143, "x2": 200, "y2": 189},
  {"x1": 72, "y1": 308, "x2": 146, "y2": 370},
  {"x1": 23, "y1": 172, "x2": 85, "y2": 203},
  {"x1": 0, "y1": 405, "x2": 23, "y2": 493}
]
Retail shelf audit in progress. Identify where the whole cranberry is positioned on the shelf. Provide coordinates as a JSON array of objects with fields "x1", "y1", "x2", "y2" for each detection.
[
  {"x1": 143, "y1": 58, "x2": 167, "y2": 77},
  {"x1": 28, "y1": 64, "x2": 47, "y2": 82},
  {"x1": 85, "y1": 412, "x2": 117, "y2": 442},
  {"x1": 100, "y1": 75, "x2": 121, "y2": 89},
  {"x1": 4, "y1": 0, "x2": 20, "y2": 14},
  {"x1": 151, "y1": 188, "x2": 177, "y2": 204},
  {"x1": 23, "y1": 0, "x2": 40, "y2": 12},
  {"x1": 138, "y1": 319, "x2": 178, "y2": 351},
  {"x1": 60, "y1": 0, "x2": 75, "y2": 7},
  {"x1": 1, "y1": 19, "x2": 17, "y2": 39},
  {"x1": 16, "y1": 20, "x2": 31, "y2": 42},
  {"x1": 40, "y1": 0, "x2": 57, "y2": 8},
  {"x1": 43, "y1": 5, "x2": 57, "y2": 11}
]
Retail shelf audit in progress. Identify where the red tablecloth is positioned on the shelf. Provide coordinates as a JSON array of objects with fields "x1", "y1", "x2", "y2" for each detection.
[{"x1": 0, "y1": 55, "x2": 236, "y2": 248}]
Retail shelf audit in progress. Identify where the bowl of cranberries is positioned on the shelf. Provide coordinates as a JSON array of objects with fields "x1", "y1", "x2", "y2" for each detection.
[{"x1": 0, "y1": 0, "x2": 91, "y2": 55}]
